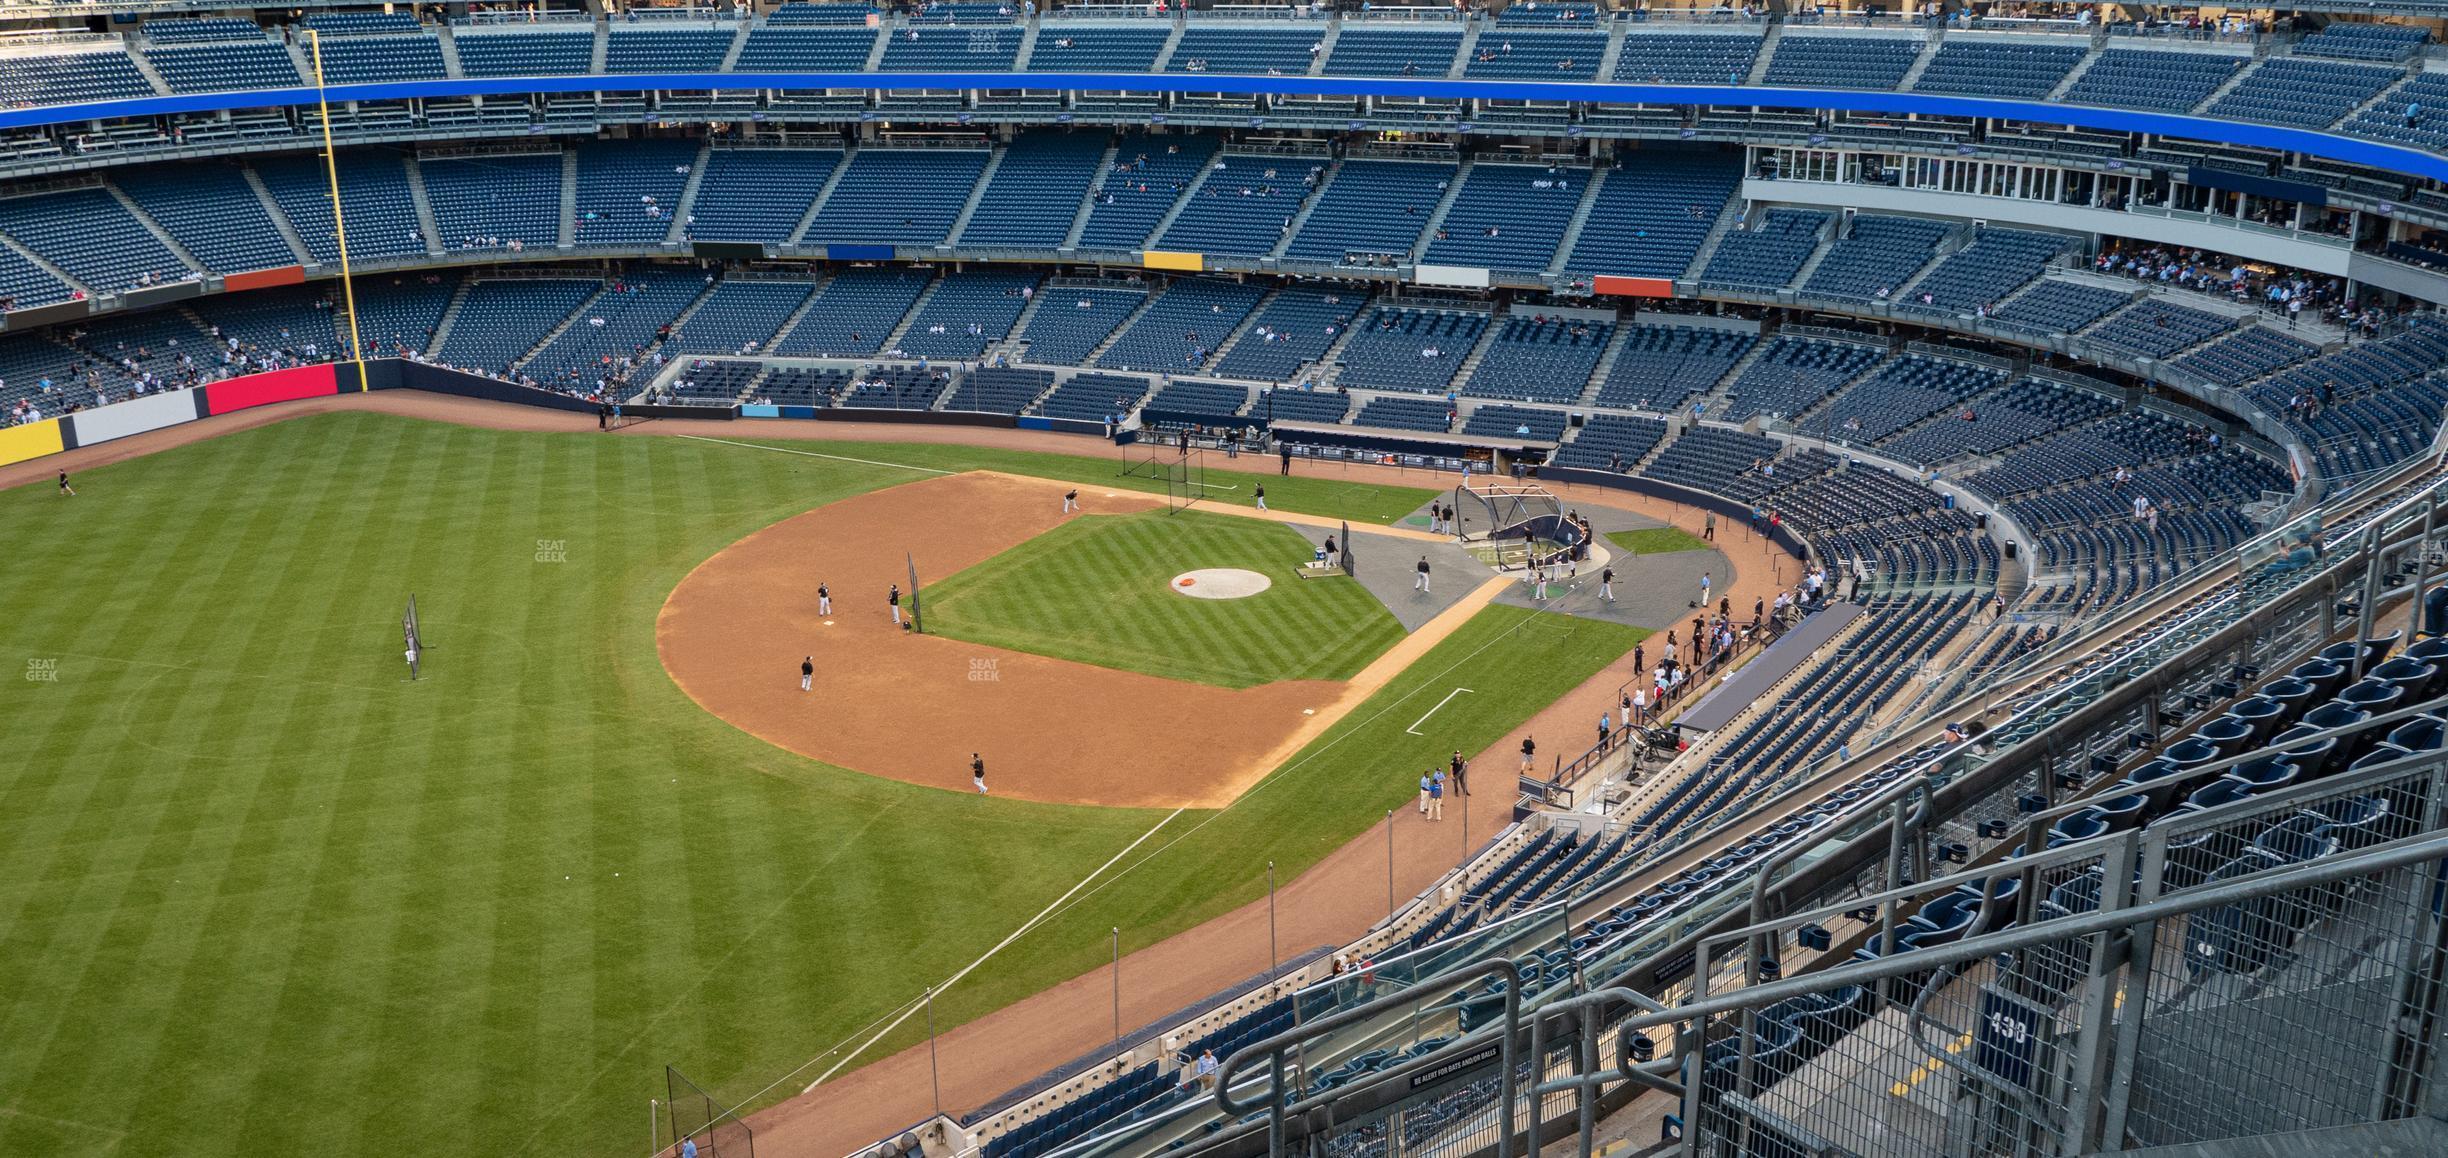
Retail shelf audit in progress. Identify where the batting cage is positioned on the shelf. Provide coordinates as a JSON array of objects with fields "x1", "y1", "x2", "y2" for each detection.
[
  {"x1": 665, "y1": 1066, "x2": 755, "y2": 1158},
  {"x1": 1451, "y1": 479, "x2": 1587, "y2": 568},
  {"x1": 1118, "y1": 444, "x2": 1206, "y2": 513}
]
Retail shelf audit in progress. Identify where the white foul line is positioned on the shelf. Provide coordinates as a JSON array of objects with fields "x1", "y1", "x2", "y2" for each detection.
[
  {"x1": 1405, "y1": 687, "x2": 1476, "y2": 735},
  {"x1": 672, "y1": 434, "x2": 956, "y2": 475},
  {"x1": 796, "y1": 806, "x2": 1184, "y2": 1095}
]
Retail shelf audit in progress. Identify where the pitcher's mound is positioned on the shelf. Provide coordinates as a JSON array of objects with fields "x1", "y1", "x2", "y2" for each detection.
[{"x1": 1171, "y1": 568, "x2": 1272, "y2": 599}]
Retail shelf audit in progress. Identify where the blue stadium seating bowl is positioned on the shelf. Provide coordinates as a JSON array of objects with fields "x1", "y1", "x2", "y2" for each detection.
[
  {"x1": 2385, "y1": 713, "x2": 2447, "y2": 753},
  {"x1": 2223, "y1": 696, "x2": 2287, "y2": 744},
  {"x1": 2191, "y1": 714, "x2": 2255, "y2": 757}
]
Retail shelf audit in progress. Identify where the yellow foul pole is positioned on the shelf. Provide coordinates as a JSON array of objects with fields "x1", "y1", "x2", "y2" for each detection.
[{"x1": 307, "y1": 29, "x2": 367, "y2": 389}]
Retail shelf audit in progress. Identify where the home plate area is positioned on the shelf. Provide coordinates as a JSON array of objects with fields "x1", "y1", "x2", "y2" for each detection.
[{"x1": 1170, "y1": 568, "x2": 1273, "y2": 599}]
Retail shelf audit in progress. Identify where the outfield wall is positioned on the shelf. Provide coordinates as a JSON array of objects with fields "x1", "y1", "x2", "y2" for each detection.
[{"x1": 8, "y1": 362, "x2": 585, "y2": 470}]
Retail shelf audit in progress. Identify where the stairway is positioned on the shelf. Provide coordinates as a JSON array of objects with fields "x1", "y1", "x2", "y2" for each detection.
[
  {"x1": 658, "y1": 278, "x2": 727, "y2": 349},
  {"x1": 1896, "y1": 36, "x2": 1943, "y2": 91},
  {"x1": 510, "y1": 281, "x2": 613, "y2": 372},
  {"x1": 1451, "y1": 24, "x2": 1481, "y2": 79},
  {"x1": 402, "y1": 155, "x2": 443, "y2": 256},
  {"x1": 2193, "y1": 56, "x2": 2261, "y2": 115},
  {"x1": 1577, "y1": 320, "x2": 1637, "y2": 407},
  {"x1": 1788, "y1": 352, "x2": 1894, "y2": 428},
  {"x1": 1202, "y1": 286, "x2": 1279, "y2": 369},
  {"x1": 1081, "y1": 288, "x2": 1165, "y2": 366},
  {"x1": 1445, "y1": 311, "x2": 1506, "y2": 390},
  {"x1": 125, "y1": 45, "x2": 171, "y2": 95},
  {"x1": 242, "y1": 166, "x2": 315, "y2": 264},
  {"x1": 787, "y1": 146, "x2": 857, "y2": 247},
  {"x1": 1680, "y1": 194, "x2": 1751, "y2": 282},
  {"x1": 718, "y1": 21, "x2": 751, "y2": 70},
  {"x1": 1411, "y1": 160, "x2": 1472, "y2": 260},
  {"x1": 992, "y1": 284, "x2": 1051, "y2": 363},
  {"x1": 766, "y1": 273, "x2": 833, "y2": 350},
  {"x1": 1061, "y1": 142, "x2": 1120, "y2": 250},
  {"x1": 101, "y1": 178, "x2": 206, "y2": 275},
  {"x1": 877, "y1": 275, "x2": 945, "y2": 353},
  {"x1": 1784, "y1": 228, "x2": 1842, "y2": 292},
  {"x1": 1544, "y1": 168, "x2": 1609, "y2": 277},
  {"x1": 1012, "y1": 18, "x2": 1041, "y2": 68},
  {"x1": 1264, "y1": 156, "x2": 1338, "y2": 259},
  {"x1": 557, "y1": 149, "x2": 578, "y2": 248},
  {"x1": 2046, "y1": 49, "x2": 2101, "y2": 101},
  {"x1": 1, "y1": 235, "x2": 90, "y2": 301},
  {"x1": 944, "y1": 145, "x2": 1008, "y2": 246},
  {"x1": 435, "y1": 24, "x2": 465, "y2": 77},
  {"x1": 589, "y1": 23, "x2": 609, "y2": 72},
  {"x1": 1689, "y1": 333, "x2": 1776, "y2": 418},
  {"x1": 1141, "y1": 156, "x2": 1222, "y2": 251},
  {"x1": 665, "y1": 141, "x2": 714, "y2": 245},
  {"x1": 1746, "y1": 26, "x2": 1781, "y2": 84},
  {"x1": 424, "y1": 278, "x2": 474, "y2": 358},
  {"x1": 1304, "y1": 22, "x2": 1338, "y2": 76},
  {"x1": 1149, "y1": 23, "x2": 1188, "y2": 71}
]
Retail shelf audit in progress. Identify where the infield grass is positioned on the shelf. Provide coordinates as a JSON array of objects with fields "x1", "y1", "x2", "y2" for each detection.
[
  {"x1": 0, "y1": 411, "x2": 1628, "y2": 1158},
  {"x1": 920, "y1": 509, "x2": 1405, "y2": 687}
]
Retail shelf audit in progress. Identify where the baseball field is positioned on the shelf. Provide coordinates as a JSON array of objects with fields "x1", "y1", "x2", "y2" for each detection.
[{"x1": 0, "y1": 408, "x2": 1639, "y2": 1158}]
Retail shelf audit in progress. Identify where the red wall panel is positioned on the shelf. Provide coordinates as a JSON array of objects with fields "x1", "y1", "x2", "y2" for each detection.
[
  {"x1": 204, "y1": 364, "x2": 340, "y2": 415},
  {"x1": 1590, "y1": 276, "x2": 1676, "y2": 299},
  {"x1": 221, "y1": 266, "x2": 306, "y2": 292}
]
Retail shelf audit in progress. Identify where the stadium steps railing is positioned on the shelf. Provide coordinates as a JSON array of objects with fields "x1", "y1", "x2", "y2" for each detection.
[
  {"x1": 238, "y1": 165, "x2": 315, "y2": 266},
  {"x1": 1544, "y1": 166, "x2": 1609, "y2": 279},
  {"x1": 1677, "y1": 191, "x2": 1752, "y2": 284},
  {"x1": 662, "y1": 141, "x2": 714, "y2": 247},
  {"x1": 1057, "y1": 140, "x2": 1121, "y2": 252},
  {"x1": 942, "y1": 145, "x2": 1008, "y2": 248},
  {"x1": 876, "y1": 272, "x2": 945, "y2": 355},
  {"x1": 1411, "y1": 156, "x2": 1473, "y2": 263},
  {"x1": 555, "y1": 149, "x2": 577, "y2": 248},
  {"x1": 102, "y1": 176, "x2": 206, "y2": 275},
  {"x1": 401, "y1": 154, "x2": 445, "y2": 258},
  {"x1": 784, "y1": 145, "x2": 858, "y2": 249},
  {"x1": 424, "y1": 278, "x2": 474, "y2": 359},
  {"x1": 1260, "y1": 156, "x2": 1338, "y2": 261}
]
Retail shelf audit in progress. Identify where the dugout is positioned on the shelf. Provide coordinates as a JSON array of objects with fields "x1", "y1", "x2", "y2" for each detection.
[{"x1": 1265, "y1": 420, "x2": 1549, "y2": 475}]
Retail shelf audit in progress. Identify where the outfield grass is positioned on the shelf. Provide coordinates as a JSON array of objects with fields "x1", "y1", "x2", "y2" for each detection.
[
  {"x1": 0, "y1": 412, "x2": 1629, "y2": 1158},
  {"x1": 732, "y1": 436, "x2": 1442, "y2": 526},
  {"x1": 1607, "y1": 526, "x2": 1715, "y2": 556},
  {"x1": 921, "y1": 509, "x2": 1404, "y2": 687}
]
